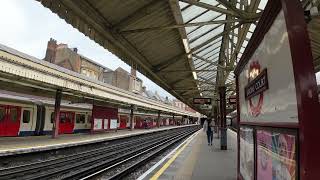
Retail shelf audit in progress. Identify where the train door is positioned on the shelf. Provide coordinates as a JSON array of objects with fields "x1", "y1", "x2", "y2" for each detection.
[
  {"x1": 59, "y1": 111, "x2": 74, "y2": 134},
  {"x1": 0, "y1": 105, "x2": 6, "y2": 136},
  {"x1": 119, "y1": 115, "x2": 127, "y2": 129},
  {"x1": 0, "y1": 105, "x2": 21, "y2": 136},
  {"x1": 19, "y1": 107, "x2": 34, "y2": 135}
]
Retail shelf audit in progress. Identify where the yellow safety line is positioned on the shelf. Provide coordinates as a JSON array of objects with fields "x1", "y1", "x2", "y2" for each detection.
[{"x1": 150, "y1": 135, "x2": 195, "y2": 180}]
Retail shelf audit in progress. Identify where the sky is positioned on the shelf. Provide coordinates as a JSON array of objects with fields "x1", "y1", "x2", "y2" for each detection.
[{"x1": 0, "y1": 0, "x2": 175, "y2": 99}]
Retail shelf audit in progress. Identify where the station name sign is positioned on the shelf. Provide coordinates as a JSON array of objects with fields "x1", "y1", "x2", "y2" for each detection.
[
  {"x1": 193, "y1": 98, "x2": 211, "y2": 105},
  {"x1": 245, "y1": 69, "x2": 269, "y2": 99},
  {"x1": 228, "y1": 95, "x2": 237, "y2": 104}
]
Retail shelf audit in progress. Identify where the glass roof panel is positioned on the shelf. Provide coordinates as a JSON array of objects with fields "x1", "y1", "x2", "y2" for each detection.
[
  {"x1": 189, "y1": 25, "x2": 224, "y2": 48},
  {"x1": 199, "y1": 0, "x2": 219, "y2": 6},
  {"x1": 178, "y1": 1, "x2": 190, "y2": 9},
  {"x1": 181, "y1": 6, "x2": 207, "y2": 22},
  {"x1": 189, "y1": 10, "x2": 221, "y2": 23},
  {"x1": 194, "y1": 37, "x2": 222, "y2": 54},
  {"x1": 188, "y1": 24, "x2": 221, "y2": 41},
  {"x1": 258, "y1": 0, "x2": 268, "y2": 9},
  {"x1": 196, "y1": 43, "x2": 220, "y2": 57}
]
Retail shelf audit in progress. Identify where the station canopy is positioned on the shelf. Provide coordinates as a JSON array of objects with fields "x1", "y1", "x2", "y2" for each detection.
[{"x1": 38, "y1": 0, "x2": 320, "y2": 115}]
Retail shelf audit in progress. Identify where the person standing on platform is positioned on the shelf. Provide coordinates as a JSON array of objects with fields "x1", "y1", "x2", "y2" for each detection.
[{"x1": 203, "y1": 119, "x2": 213, "y2": 146}]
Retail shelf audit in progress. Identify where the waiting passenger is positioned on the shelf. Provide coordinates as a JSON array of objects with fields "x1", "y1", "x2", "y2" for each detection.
[{"x1": 203, "y1": 119, "x2": 213, "y2": 146}]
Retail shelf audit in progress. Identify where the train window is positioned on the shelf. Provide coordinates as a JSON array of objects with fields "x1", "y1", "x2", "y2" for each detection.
[
  {"x1": 10, "y1": 108, "x2": 18, "y2": 122},
  {"x1": 0, "y1": 107, "x2": 5, "y2": 122},
  {"x1": 60, "y1": 113, "x2": 66, "y2": 123},
  {"x1": 87, "y1": 115, "x2": 92, "y2": 123},
  {"x1": 76, "y1": 114, "x2": 86, "y2": 124},
  {"x1": 51, "y1": 112, "x2": 54, "y2": 123},
  {"x1": 23, "y1": 110, "x2": 31, "y2": 123}
]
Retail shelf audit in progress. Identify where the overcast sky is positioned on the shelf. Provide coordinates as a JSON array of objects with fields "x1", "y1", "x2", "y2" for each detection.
[{"x1": 0, "y1": 0, "x2": 175, "y2": 99}]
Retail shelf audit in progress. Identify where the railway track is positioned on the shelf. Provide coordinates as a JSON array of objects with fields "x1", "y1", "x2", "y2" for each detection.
[{"x1": 0, "y1": 125, "x2": 200, "y2": 180}]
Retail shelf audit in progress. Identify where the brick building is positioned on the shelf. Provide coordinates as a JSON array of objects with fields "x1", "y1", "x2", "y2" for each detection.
[
  {"x1": 44, "y1": 38, "x2": 109, "y2": 81},
  {"x1": 103, "y1": 67, "x2": 143, "y2": 94},
  {"x1": 173, "y1": 99, "x2": 197, "y2": 113},
  {"x1": 44, "y1": 38, "x2": 143, "y2": 94}
]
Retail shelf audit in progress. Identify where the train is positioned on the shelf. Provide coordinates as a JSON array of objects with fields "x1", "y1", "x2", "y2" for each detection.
[
  {"x1": 228, "y1": 110, "x2": 238, "y2": 131},
  {"x1": 0, "y1": 90, "x2": 188, "y2": 137}
]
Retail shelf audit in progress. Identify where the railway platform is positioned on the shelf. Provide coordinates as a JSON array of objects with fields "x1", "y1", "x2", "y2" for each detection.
[
  {"x1": 0, "y1": 125, "x2": 196, "y2": 157},
  {"x1": 138, "y1": 129, "x2": 237, "y2": 180}
]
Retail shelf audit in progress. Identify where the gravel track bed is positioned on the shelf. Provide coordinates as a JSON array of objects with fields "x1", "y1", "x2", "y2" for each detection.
[{"x1": 0, "y1": 126, "x2": 200, "y2": 180}]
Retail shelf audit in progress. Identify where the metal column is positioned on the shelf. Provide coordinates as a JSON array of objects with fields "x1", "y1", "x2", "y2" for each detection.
[
  {"x1": 130, "y1": 105, "x2": 134, "y2": 130},
  {"x1": 52, "y1": 89, "x2": 62, "y2": 138},
  {"x1": 172, "y1": 114, "x2": 175, "y2": 125},
  {"x1": 157, "y1": 111, "x2": 161, "y2": 128},
  {"x1": 219, "y1": 86, "x2": 227, "y2": 150}
]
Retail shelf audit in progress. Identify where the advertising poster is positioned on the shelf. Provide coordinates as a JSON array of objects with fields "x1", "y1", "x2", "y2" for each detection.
[
  {"x1": 110, "y1": 119, "x2": 118, "y2": 129},
  {"x1": 93, "y1": 119, "x2": 103, "y2": 130},
  {"x1": 103, "y1": 119, "x2": 109, "y2": 129},
  {"x1": 240, "y1": 126, "x2": 254, "y2": 180},
  {"x1": 257, "y1": 130, "x2": 296, "y2": 180}
]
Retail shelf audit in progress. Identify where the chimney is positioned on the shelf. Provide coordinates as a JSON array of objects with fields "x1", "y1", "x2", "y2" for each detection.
[
  {"x1": 44, "y1": 38, "x2": 57, "y2": 63},
  {"x1": 131, "y1": 67, "x2": 136, "y2": 77}
]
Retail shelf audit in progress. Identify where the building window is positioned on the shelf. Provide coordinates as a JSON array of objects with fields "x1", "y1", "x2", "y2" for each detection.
[
  {"x1": 0, "y1": 107, "x2": 5, "y2": 122},
  {"x1": 10, "y1": 108, "x2": 18, "y2": 122},
  {"x1": 87, "y1": 115, "x2": 92, "y2": 123},
  {"x1": 76, "y1": 114, "x2": 86, "y2": 124},
  {"x1": 60, "y1": 113, "x2": 66, "y2": 123},
  {"x1": 23, "y1": 110, "x2": 31, "y2": 123}
]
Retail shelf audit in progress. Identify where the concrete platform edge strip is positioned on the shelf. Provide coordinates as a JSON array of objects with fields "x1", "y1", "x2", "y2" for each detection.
[
  {"x1": 137, "y1": 128, "x2": 201, "y2": 180},
  {"x1": 0, "y1": 125, "x2": 197, "y2": 157}
]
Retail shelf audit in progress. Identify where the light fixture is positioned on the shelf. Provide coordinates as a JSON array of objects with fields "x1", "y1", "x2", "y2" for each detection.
[
  {"x1": 182, "y1": 38, "x2": 190, "y2": 53},
  {"x1": 192, "y1": 71, "x2": 198, "y2": 80},
  {"x1": 197, "y1": 84, "x2": 200, "y2": 90},
  {"x1": 200, "y1": 93, "x2": 203, "y2": 97}
]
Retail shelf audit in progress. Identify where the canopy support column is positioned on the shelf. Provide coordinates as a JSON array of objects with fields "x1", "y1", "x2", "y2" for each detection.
[
  {"x1": 52, "y1": 89, "x2": 62, "y2": 139},
  {"x1": 130, "y1": 105, "x2": 134, "y2": 130},
  {"x1": 219, "y1": 86, "x2": 227, "y2": 150},
  {"x1": 157, "y1": 111, "x2": 161, "y2": 128}
]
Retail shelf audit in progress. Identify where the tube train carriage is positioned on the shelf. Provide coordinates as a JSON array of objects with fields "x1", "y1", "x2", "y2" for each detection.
[
  {"x1": 227, "y1": 110, "x2": 238, "y2": 131},
  {"x1": 0, "y1": 90, "x2": 186, "y2": 137}
]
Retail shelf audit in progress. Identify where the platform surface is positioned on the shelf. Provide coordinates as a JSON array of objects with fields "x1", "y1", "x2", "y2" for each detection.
[
  {"x1": 142, "y1": 129, "x2": 237, "y2": 180},
  {"x1": 0, "y1": 125, "x2": 196, "y2": 156}
]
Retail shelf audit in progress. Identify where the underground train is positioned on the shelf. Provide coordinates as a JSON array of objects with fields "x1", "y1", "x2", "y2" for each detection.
[
  {"x1": 228, "y1": 110, "x2": 238, "y2": 131},
  {"x1": 0, "y1": 91, "x2": 183, "y2": 137}
]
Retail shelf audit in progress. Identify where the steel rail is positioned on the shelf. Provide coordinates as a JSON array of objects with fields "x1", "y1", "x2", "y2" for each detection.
[{"x1": 0, "y1": 126, "x2": 199, "y2": 180}]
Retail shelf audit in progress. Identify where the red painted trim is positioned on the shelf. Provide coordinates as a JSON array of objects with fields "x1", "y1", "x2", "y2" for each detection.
[
  {"x1": 240, "y1": 121, "x2": 299, "y2": 129},
  {"x1": 281, "y1": 0, "x2": 320, "y2": 179}
]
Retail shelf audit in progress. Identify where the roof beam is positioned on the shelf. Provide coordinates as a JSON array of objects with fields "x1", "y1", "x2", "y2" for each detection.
[
  {"x1": 179, "y1": 0, "x2": 241, "y2": 17},
  {"x1": 193, "y1": 54, "x2": 231, "y2": 70},
  {"x1": 153, "y1": 53, "x2": 186, "y2": 72},
  {"x1": 224, "y1": 0, "x2": 262, "y2": 83},
  {"x1": 190, "y1": 22, "x2": 244, "y2": 53},
  {"x1": 119, "y1": 19, "x2": 245, "y2": 34},
  {"x1": 175, "y1": 89, "x2": 216, "y2": 92},
  {"x1": 216, "y1": 0, "x2": 261, "y2": 19},
  {"x1": 159, "y1": 69, "x2": 216, "y2": 73},
  {"x1": 112, "y1": 0, "x2": 161, "y2": 29}
]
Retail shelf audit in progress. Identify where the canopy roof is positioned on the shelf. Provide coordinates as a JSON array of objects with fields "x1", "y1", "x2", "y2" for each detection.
[{"x1": 38, "y1": 0, "x2": 320, "y2": 115}]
